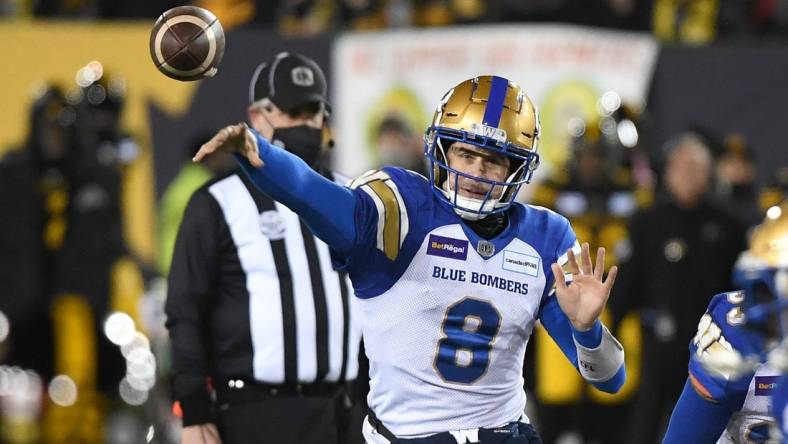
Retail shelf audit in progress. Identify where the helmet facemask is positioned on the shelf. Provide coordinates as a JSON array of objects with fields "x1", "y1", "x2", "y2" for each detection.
[
  {"x1": 426, "y1": 127, "x2": 538, "y2": 220},
  {"x1": 731, "y1": 202, "x2": 788, "y2": 348}
]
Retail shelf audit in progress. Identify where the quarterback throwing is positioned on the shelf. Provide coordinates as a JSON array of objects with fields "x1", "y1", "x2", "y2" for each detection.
[{"x1": 194, "y1": 76, "x2": 625, "y2": 443}]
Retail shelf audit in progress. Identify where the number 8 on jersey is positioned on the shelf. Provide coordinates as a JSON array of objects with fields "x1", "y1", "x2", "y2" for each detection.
[{"x1": 434, "y1": 297, "x2": 502, "y2": 384}]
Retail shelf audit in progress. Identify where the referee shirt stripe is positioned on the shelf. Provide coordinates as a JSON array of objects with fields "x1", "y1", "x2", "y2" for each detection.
[
  {"x1": 344, "y1": 285, "x2": 361, "y2": 380},
  {"x1": 338, "y1": 272, "x2": 351, "y2": 382},
  {"x1": 209, "y1": 175, "x2": 286, "y2": 383},
  {"x1": 301, "y1": 220, "x2": 330, "y2": 380},
  {"x1": 276, "y1": 202, "x2": 317, "y2": 383},
  {"x1": 245, "y1": 179, "x2": 300, "y2": 384},
  {"x1": 316, "y1": 239, "x2": 346, "y2": 382}
]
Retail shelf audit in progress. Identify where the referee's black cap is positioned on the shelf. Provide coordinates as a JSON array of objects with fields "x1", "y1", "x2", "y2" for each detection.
[{"x1": 249, "y1": 52, "x2": 329, "y2": 114}]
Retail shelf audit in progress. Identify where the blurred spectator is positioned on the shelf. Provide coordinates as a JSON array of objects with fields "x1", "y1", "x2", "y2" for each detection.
[
  {"x1": 278, "y1": 0, "x2": 336, "y2": 36},
  {"x1": 530, "y1": 114, "x2": 648, "y2": 444},
  {"x1": 30, "y1": 0, "x2": 176, "y2": 18},
  {"x1": 0, "y1": 84, "x2": 68, "y2": 444},
  {"x1": 496, "y1": 0, "x2": 649, "y2": 29},
  {"x1": 339, "y1": 0, "x2": 387, "y2": 29},
  {"x1": 0, "y1": 84, "x2": 71, "y2": 375},
  {"x1": 760, "y1": 165, "x2": 788, "y2": 212},
  {"x1": 96, "y1": 0, "x2": 180, "y2": 19},
  {"x1": 713, "y1": 132, "x2": 762, "y2": 228},
  {"x1": 157, "y1": 131, "x2": 234, "y2": 277},
  {"x1": 652, "y1": 0, "x2": 757, "y2": 44},
  {"x1": 652, "y1": 0, "x2": 717, "y2": 43},
  {"x1": 374, "y1": 114, "x2": 426, "y2": 175},
  {"x1": 610, "y1": 133, "x2": 746, "y2": 443},
  {"x1": 563, "y1": 0, "x2": 651, "y2": 30},
  {"x1": 38, "y1": 64, "x2": 148, "y2": 444},
  {"x1": 337, "y1": 0, "x2": 491, "y2": 29},
  {"x1": 198, "y1": 0, "x2": 258, "y2": 29}
]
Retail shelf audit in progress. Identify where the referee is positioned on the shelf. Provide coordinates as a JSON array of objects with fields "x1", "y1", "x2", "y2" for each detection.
[{"x1": 166, "y1": 52, "x2": 363, "y2": 444}]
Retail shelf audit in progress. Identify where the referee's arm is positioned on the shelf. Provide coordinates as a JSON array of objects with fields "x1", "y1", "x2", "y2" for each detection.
[{"x1": 165, "y1": 190, "x2": 222, "y2": 426}]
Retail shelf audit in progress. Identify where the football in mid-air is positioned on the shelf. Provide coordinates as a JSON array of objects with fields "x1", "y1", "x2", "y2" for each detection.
[{"x1": 149, "y1": 6, "x2": 225, "y2": 81}]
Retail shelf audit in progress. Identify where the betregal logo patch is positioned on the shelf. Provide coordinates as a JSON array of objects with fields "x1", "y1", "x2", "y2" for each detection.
[
  {"x1": 755, "y1": 376, "x2": 778, "y2": 396},
  {"x1": 426, "y1": 234, "x2": 468, "y2": 260}
]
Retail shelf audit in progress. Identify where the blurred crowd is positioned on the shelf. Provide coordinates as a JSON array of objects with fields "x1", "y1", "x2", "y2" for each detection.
[
  {"x1": 1, "y1": 62, "x2": 787, "y2": 444},
  {"x1": 1, "y1": 0, "x2": 788, "y2": 43},
  {"x1": 0, "y1": 63, "x2": 174, "y2": 444}
]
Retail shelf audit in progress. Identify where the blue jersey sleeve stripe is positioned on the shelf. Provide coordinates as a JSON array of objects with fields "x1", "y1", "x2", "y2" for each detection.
[
  {"x1": 591, "y1": 363, "x2": 625, "y2": 393},
  {"x1": 539, "y1": 295, "x2": 578, "y2": 366},
  {"x1": 572, "y1": 320, "x2": 603, "y2": 349},
  {"x1": 482, "y1": 76, "x2": 508, "y2": 127}
]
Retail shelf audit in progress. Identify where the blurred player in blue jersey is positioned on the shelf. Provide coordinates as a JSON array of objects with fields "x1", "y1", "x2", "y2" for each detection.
[
  {"x1": 663, "y1": 201, "x2": 788, "y2": 444},
  {"x1": 194, "y1": 76, "x2": 626, "y2": 443},
  {"x1": 773, "y1": 360, "x2": 788, "y2": 443}
]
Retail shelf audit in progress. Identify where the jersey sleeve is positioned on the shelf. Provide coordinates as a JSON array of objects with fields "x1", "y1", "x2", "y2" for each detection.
[
  {"x1": 330, "y1": 167, "x2": 426, "y2": 298},
  {"x1": 333, "y1": 169, "x2": 410, "y2": 265},
  {"x1": 662, "y1": 378, "x2": 737, "y2": 444},
  {"x1": 686, "y1": 292, "x2": 764, "y2": 406}
]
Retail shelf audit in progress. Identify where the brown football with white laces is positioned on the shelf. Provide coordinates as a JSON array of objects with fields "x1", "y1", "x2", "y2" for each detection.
[{"x1": 149, "y1": 6, "x2": 225, "y2": 81}]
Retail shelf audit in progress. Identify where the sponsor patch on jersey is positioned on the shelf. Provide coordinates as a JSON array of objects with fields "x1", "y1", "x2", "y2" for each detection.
[
  {"x1": 755, "y1": 376, "x2": 779, "y2": 396},
  {"x1": 427, "y1": 234, "x2": 468, "y2": 261},
  {"x1": 502, "y1": 251, "x2": 540, "y2": 277}
]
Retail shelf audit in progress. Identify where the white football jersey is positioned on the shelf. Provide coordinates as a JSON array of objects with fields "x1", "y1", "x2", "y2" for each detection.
[
  {"x1": 717, "y1": 363, "x2": 779, "y2": 443},
  {"x1": 335, "y1": 168, "x2": 583, "y2": 439}
]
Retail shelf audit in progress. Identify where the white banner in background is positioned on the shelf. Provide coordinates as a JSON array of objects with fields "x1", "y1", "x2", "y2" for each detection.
[{"x1": 332, "y1": 24, "x2": 658, "y2": 177}]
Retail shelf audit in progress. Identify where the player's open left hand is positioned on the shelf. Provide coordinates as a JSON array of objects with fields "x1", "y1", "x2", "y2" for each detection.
[
  {"x1": 193, "y1": 122, "x2": 263, "y2": 168},
  {"x1": 550, "y1": 242, "x2": 618, "y2": 332}
]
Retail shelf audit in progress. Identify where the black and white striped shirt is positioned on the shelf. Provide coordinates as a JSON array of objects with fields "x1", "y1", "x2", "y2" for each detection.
[{"x1": 166, "y1": 170, "x2": 361, "y2": 425}]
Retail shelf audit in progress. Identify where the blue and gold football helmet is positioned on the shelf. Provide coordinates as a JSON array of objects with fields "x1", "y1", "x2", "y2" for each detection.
[
  {"x1": 424, "y1": 76, "x2": 541, "y2": 220},
  {"x1": 734, "y1": 201, "x2": 788, "y2": 339}
]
